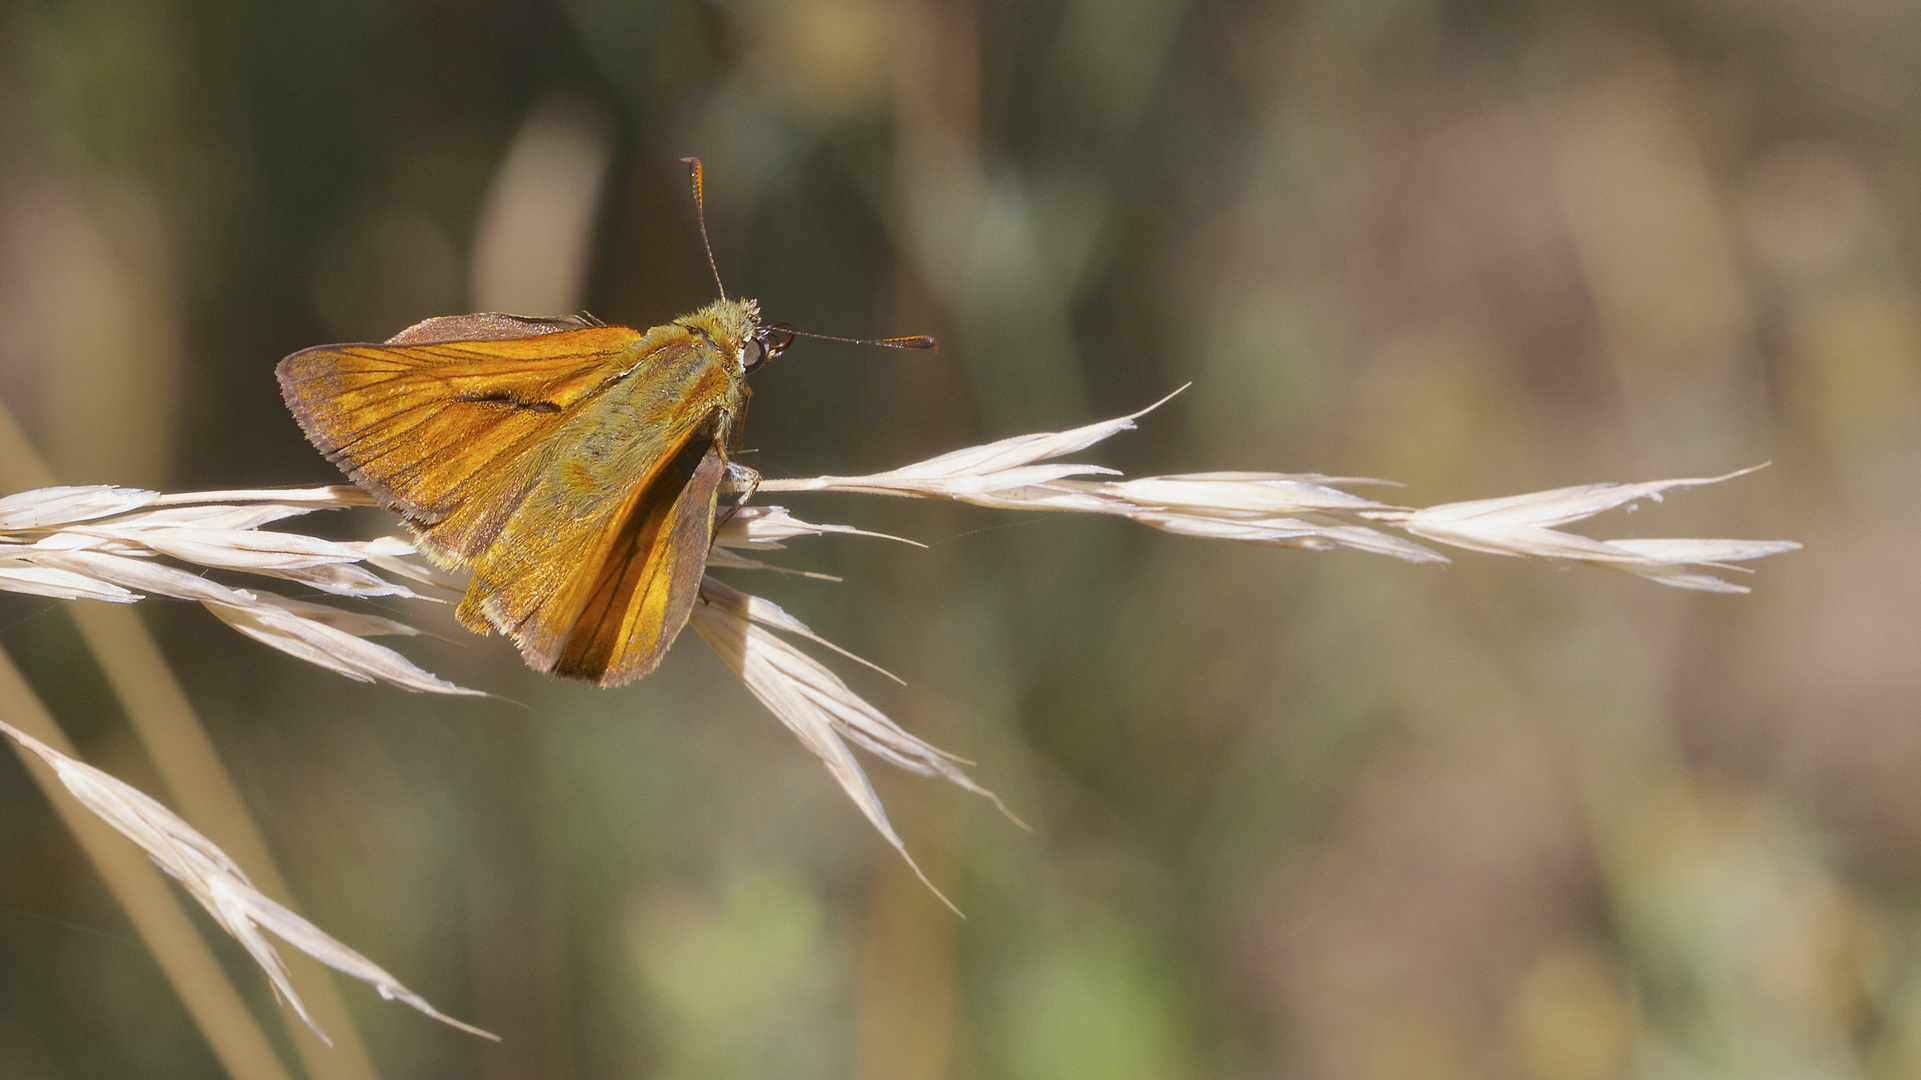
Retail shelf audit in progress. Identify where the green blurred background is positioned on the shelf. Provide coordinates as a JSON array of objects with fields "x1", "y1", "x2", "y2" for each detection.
[{"x1": 0, "y1": 0, "x2": 1912, "y2": 1077}]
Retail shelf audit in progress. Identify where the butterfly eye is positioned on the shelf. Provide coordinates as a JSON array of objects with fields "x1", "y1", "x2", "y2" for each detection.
[{"x1": 744, "y1": 325, "x2": 793, "y2": 372}]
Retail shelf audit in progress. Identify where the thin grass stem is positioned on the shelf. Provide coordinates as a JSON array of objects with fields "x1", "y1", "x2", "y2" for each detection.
[
  {"x1": 0, "y1": 399, "x2": 383, "y2": 1079},
  {"x1": 0, "y1": 649, "x2": 297, "y2": 1080}
]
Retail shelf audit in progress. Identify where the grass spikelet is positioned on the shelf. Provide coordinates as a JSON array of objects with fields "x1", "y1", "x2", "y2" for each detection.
[
  {"x1": 690, "y1": 576, "x2": 1032, "y2": 914},
  {"x1": 0, "y1": 487, "x2": 479, "y2": 693},
  {"x1": 0, "y1": 718, "x2": 497, "y2": 1043},
  {"x1": 0, "y1": 399, "x2": 1800, "y2": 909},
  {"x1": 758, "y1": 395, "x2": 1797, "y2": 592}
]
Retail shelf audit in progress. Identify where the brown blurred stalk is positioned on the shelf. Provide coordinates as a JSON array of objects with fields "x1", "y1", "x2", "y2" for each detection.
[
  {"x1": 0, "y1": 649, "x2": 293, "y2": 1080},
  {"x1": 0, "y1": 399, "x2": 381, "y2": 1080},
  {"x1": 845, "y1": 2, "x2": 987, "y2": 1076},
  {"x1": 856, "y1": 781, "x2": 960, "y2": 1080},
  {"x1": 461, "y1": 93, "x2": 618, "y2": 1080}
]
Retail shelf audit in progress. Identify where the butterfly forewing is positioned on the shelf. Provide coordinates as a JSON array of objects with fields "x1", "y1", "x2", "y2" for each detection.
[{"x1": 278, "y1": 326, "x2": 647, "y2": 561}]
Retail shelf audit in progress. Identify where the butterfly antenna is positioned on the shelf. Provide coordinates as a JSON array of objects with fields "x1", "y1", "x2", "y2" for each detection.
[
  {"x1": 681, "y1": 157, "x2": 727, "y2": 301},
  {"x1": 779, "y1": 326, "x2": 938, "y2": 350}
]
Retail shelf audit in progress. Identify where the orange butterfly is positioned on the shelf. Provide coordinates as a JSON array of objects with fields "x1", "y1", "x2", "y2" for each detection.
[{"x1": 278, "y1": 159, "x2": 930, "y2": 686}]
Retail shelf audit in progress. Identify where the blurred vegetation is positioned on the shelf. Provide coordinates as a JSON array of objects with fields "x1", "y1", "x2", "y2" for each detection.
[{"x1": 0, "y1": 0, "x2": 1913, "y2": 1078}]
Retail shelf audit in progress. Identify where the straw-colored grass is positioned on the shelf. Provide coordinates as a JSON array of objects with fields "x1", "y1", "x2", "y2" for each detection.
[
  {"x1": 0, "y1": 392, "x2": 1797, "y2": 1046},
  {"x1": 0, "y1": 714, "x2": 497, "y2": 1043}
]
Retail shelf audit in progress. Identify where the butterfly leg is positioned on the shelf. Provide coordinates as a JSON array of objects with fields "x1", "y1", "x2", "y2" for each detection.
[
  {"x1": 713, "y1": 461, "x2": 761, "y2": 536},
  {"x1": 721, "y1": 460, "x2": 760, "y2": 493}
]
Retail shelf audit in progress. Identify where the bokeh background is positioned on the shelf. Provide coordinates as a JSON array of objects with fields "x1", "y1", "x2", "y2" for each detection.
[{"x1": 0, "y1": 0, "x2": 1914, "y2": 1077}]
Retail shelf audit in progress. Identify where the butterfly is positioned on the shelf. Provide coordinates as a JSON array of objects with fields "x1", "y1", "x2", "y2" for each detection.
[{"x1": 278, "y1": 159, "x2": 930, "y2": 686}]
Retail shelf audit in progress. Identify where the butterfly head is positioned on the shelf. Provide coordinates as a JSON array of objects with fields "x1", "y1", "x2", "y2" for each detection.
[{"x1": 679, "y1": 297, "x2": 787, "y2": 375}]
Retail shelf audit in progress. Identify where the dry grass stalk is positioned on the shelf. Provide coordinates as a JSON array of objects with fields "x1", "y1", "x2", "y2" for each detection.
[
  {"x1": 0, "y1": 651, "x2": 299, "y2": 1080},
  {"x1": 0, "y1": 484, "x2": 478, "y2": 693},
  {"x1": 0, "y1": 394, "x2": 1800, "y2": 927},
  {"x1": 689, "y1": 577, "x2": 1025, "y2": 914},
  {"x1": 761, "y1": 392, "x2": 1800, "y2": 593},
  {"x1": 0, "y1": 717, "x2": 496, "y2": 1044},
  {"x1": 1390, "y1": 468, "x2": 1802, "y2": 591},
  {"x1": 708, "y1": 505, "x2": 922, "y2": 577}
]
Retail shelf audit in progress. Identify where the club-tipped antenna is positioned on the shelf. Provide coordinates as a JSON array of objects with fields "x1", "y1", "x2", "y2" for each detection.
[
  {"x1": 777, "y1": 326, "x2": 938, "y2": 350},
  {"x1": 681, "y1": 157, "x2": 727, "y2": 301}
]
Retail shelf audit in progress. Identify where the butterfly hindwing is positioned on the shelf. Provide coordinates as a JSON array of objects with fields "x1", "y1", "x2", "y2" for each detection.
[
  {"x1": 458, "y1": 424, "x2": 727, "y2": 687},
  {"x1": 553, "y1": 438, "x2": 723, "y2": 685},
  {"x1": 450, "y1": 343, "x2": 742, "y2": 684}
]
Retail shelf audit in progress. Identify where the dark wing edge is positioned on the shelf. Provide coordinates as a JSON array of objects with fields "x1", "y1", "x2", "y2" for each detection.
[{"x1": 385, "y1": 313, "x2": 598, "y2": 345}]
